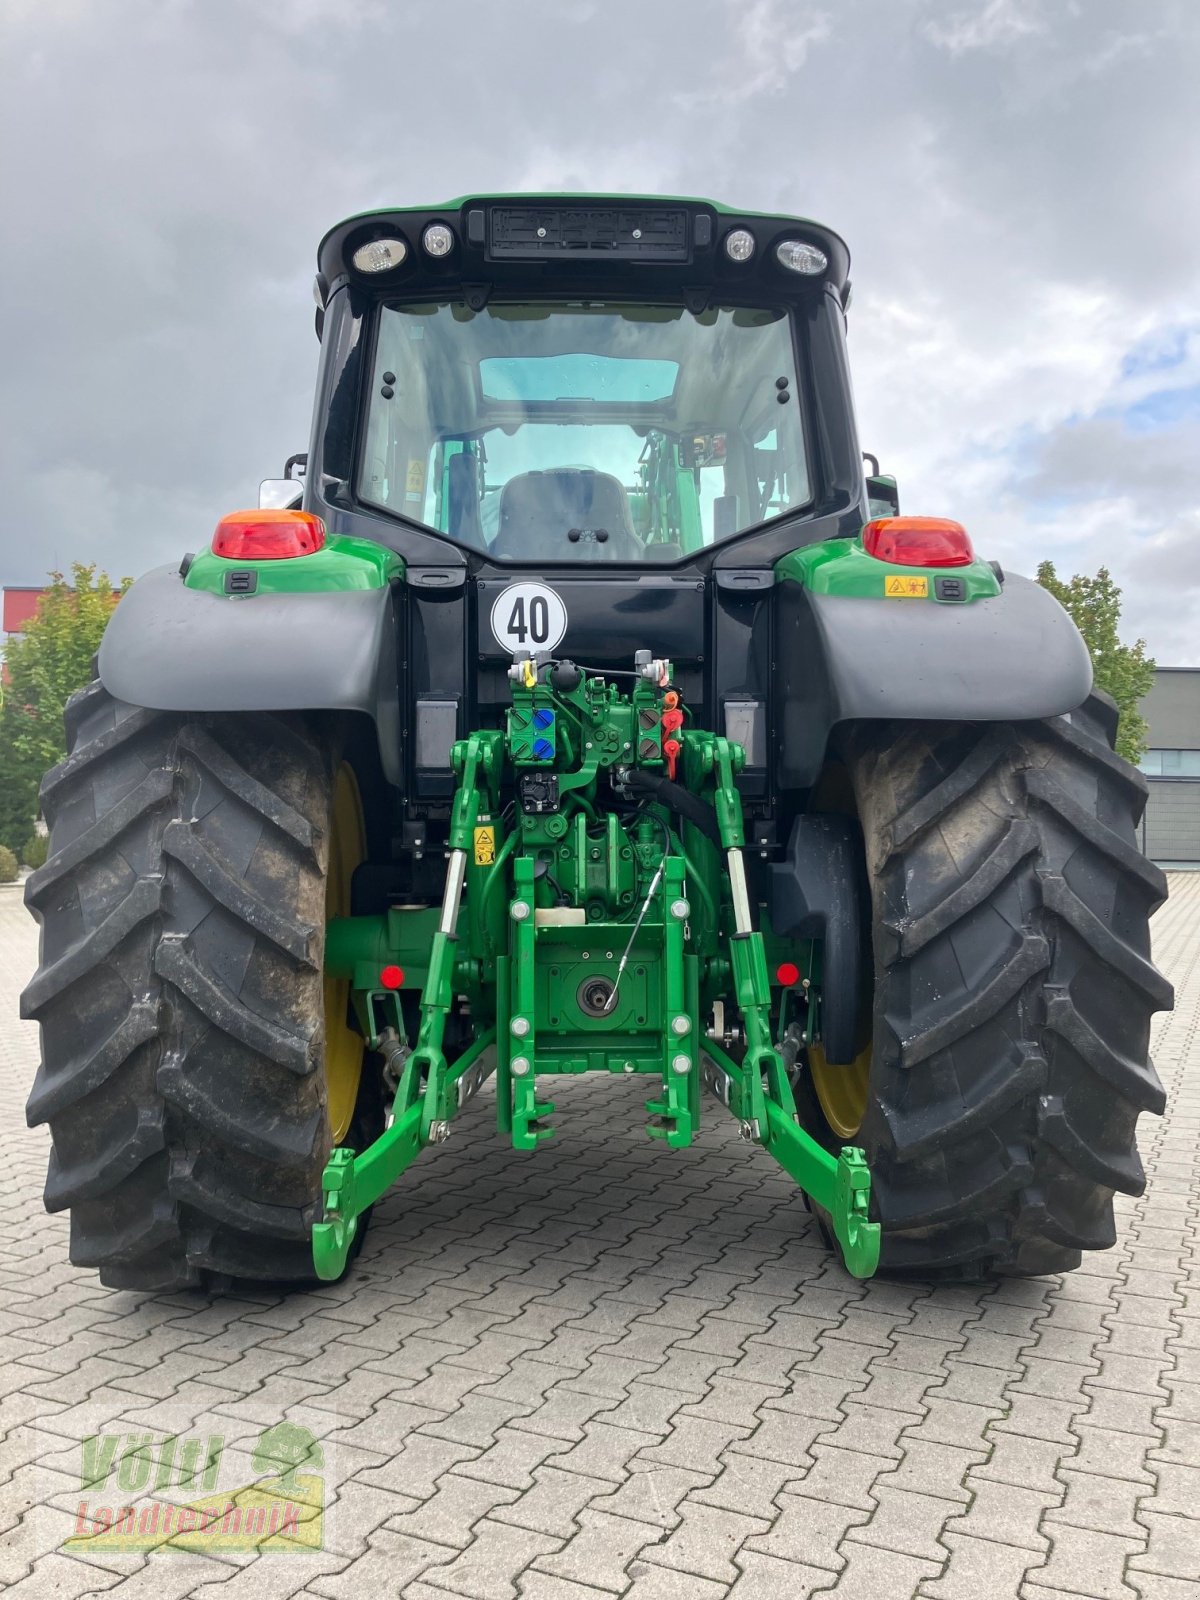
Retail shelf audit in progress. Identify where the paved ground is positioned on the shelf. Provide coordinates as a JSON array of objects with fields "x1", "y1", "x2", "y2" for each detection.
[{"x1": 0, "y1": 875, "x2": 1196, "y2": 1600}]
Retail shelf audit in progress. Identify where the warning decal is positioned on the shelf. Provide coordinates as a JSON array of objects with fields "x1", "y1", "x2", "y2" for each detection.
[
  {"x1": 884, "y1": 574, "x2": 929, "y2": 598},
  {"x1": 473, "y1": 825, "x2": 496, "y2": 866}
]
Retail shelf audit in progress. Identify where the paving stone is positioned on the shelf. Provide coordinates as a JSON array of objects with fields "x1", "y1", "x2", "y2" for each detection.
[
  {"x1": 492, "y1": 1465, "x2": 624, "y2": 1538},
  {"x1": 1125, "y1": 1577, "x2": 1200, "y2": 1600},
  {"x1": 904, "y1": 1396, "x2": 1003, "y2": 1450},
  {"x1": 533, "y1": 1510, "x2": 664, "y2": 1591},
  {"x1": 423, "y1": 1395, "x2": 543, "y2": 1449},
  {"x1": 689, "y1": 1448, "x2": 800, "y2": 1518},
  {"x1": 804, "y1": 1541, "x2": 942, "y2": 1599},
  {"x1": 190, "y1": 1550, "x2": 351, "y2": 1600},
  {"x1": 742, "y1": 1492, "x2": 871, "y2": 1572},
  {"x1": 513, "y1": 1577, "x2": 615, "y2": 1600},
  {"x1": 311, "y1": 1528, "x2": 459, "y2": 1596},
  {"x1": 473, "y1": 1362, "x2": 581, "y2": 1414},
  {"x1": 636, "y1": 1350, "x2": 728, "y2": 1395},
  {"x1": 638, "y1": 1415, "x2": 754, "y2": 1473},
  {"x1": 727, "y1": 1550, "x2": 830, "y2": 1597},
  {"x1": 879, "y1": 1437, "x2": 983, "y2": 1503},
  {"x1": 302, "y1": 1475, "x2": 416, "y2": 1561},
  {"x1": 1022, "y1": 1524, "x2": 1144, "y2": 1598},
  {"x1": 634, "y1": 1501, "x2": 771, "y2": 1583},
  {"x1": 948, "y1": 1476, "x2": 1063, "y2": 1553},
  {"x1": 1128, "y1": 1511, "x2": 1198, "y2": 1582},
  {"x1": 1068, "y1": 1424, "x2": 1156, "y2": 1484},
  {"x1": 597, "y1": 1383, "x2": 693, "y2": 1436},
  {"x1": 1146, "y1": 1417, "x2": 1200, "y2": 1468},
  {"x1": 620, "y1": 1566, "x2": 728, "y2": 1600},
  {"x1": 353, "y1": 1431, "x2": 482, "y2": 1500},
  {"x1": 989, "y1": 1393, "x2": 1082, "y2": 1445},
  {"x1": 549, "y1": 1421, "x2": 658, "y2": 1484},
  {"x1": 964, "y1": 1431, "x2": 1071, "y2": 1496},
  {"x1": 783, "y1": 1442, "x2": 891, "y2": 1509},
  {"x1": 847, "y1": 1483, "x2": 960, "y2": 1561},
  {"x1": 1142, "y1": 1459, "x2": 1200, "y2": 1517},
  {"x1": 1044, "y1": 1468, "x2": 1147, "y2": 1540},
  {"x1": 417, "y1": 1519, "x2": 565, "y2": 1600},
  {"x1": 1077, "y1": 1388, "x2": 1165, "y2": 1439},
  {"x1": 1089, "y1": 1354, "x2": 1173, "y2": 1399},
  {"x1": 451, "y1": 1428, "x2": 571, "y2": 1491},
  {"x1": 918, "y1": 1531, "x2": 1044, "y2": 1600},
  {"x1": 386, "y1": 1474, "x2": 523, "y2": 1550},
  {"x1": 508, "y1": 1390, "x2": 623, "y2": 1444},
  {"x1": 813, "y1": 1399, "x2": 924, "y2": 1461},
  {"x1": 955, "y1": 1329, "x2": 1031, "y2": 1370},
  {"x1": 590, "y1": 1462, "x2": 710, "y2": 1530},
  {"x1": 1, "y1": 1548, "x2": 103, "y2": 1600},
  {"x1": 1153, "y1": 1382, "x2": 1200, "y2": 1424},
  {"x1": 878, "y1": 1333, "x2": 962, "y2": 1376},
  {"x1": 933, "y1": 1358, "x2": 1021, "y2": 1409}
]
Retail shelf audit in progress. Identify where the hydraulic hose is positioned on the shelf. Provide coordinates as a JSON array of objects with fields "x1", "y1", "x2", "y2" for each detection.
[{"x1": 624, "y1": 770, "x2": 723, "y2": 846}]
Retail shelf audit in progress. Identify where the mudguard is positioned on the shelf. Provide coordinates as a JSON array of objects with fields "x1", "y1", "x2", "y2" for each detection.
[
  {"x1": 97, "y1": 564, "x2": 402, "y2": 783},
  {"x1": 776, "y1": 571, "x2": 1094, "y2": 788}
]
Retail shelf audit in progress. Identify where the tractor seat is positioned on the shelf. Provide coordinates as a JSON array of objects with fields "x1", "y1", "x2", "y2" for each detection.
[{"x1": 491, "y1": 469, "x2": 643, "y2": 562}]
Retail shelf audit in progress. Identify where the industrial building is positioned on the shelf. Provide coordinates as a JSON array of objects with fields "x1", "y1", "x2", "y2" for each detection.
[{"x1": 1139, "y1": 668, "x2": 1200, "y2": 865}]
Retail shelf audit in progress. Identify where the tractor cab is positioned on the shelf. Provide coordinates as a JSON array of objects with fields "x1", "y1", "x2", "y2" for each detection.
[
  {"x1": 295, "y1": 198, "x2": 874, "y2": 809},
  {"x1": 306, "y1": 197, "x2": 867, "y2": 572}
]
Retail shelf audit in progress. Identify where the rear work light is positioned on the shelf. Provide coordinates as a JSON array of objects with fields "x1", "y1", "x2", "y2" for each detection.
[
  {"x1": 863, "y1": 516, "x2": 975, "y2": 568},
  {"x1": 351, "y1": 236, "x2": 407, "y2": 273},
  {"x1": 212, "y1": 510, "x2": 326, "y2": 561}
]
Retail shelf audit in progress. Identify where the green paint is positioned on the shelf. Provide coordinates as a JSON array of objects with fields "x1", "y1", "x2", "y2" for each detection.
[
  {"x1": 184, "y1": 533, "x2": 404, "y2": 597},
  {"x1": 314, "y1": 652, "x2": 880, "y2": 1283},
  {"x1": 330, "y1": 193, "x2": 829, "y2": 229},
  {"x1": 775, "y1": 536, "x2": 1001, "y2": 603}
]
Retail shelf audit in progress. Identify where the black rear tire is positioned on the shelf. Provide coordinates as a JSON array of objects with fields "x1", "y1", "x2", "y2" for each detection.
[
  {"x1": 806, "y1": 694, "x2": 1171, "y2": 1279},
  {"x1": 22, "y1": 683, "x2": 382, "y2": 1292}
]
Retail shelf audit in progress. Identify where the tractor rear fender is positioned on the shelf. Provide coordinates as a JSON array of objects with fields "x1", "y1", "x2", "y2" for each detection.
[
  {"x1": 97, "y1": 563, "x2": 402, "y2": 783},
  {"x1": 776, "y1": 571, "x2": 1094, "y2": 789}
]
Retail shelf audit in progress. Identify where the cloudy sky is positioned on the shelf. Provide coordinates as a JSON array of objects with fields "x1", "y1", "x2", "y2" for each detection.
[{"x1": 2, "y1": 0, "x2": 1197, "y2": 659}]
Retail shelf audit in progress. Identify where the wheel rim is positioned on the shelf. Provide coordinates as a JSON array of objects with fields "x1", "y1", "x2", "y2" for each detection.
[
  {"x1": 324, "y1": 763, "x2": 366, "y2": 1143},
  {"x1": 808, "y1": 1041, "x2": 871, "y2": 1141}
]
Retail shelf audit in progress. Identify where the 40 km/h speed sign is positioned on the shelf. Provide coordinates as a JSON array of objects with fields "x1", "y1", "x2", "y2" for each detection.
[{"x1": 489, "y1": 582, "x2": 568, "y2": 654}]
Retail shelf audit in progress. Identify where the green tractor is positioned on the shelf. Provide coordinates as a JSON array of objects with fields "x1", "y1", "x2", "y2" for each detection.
[{"x1": 23, "y1": 198, "x2": 1171, "y2": 1291}]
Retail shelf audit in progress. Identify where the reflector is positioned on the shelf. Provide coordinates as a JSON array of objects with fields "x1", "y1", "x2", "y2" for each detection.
[
  {"x1": 863, "y1": 517, "x2": 974, "y2": 568},
  {"x1": 212, "y1": 510, "x2": 326, "y2": 561}
]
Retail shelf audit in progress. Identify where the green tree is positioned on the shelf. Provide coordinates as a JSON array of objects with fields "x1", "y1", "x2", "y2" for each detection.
[
  {"x1": 0, "y1": 566, "x2": 130, "y2": 851},
  {"x1": 1036, "y1": 562, "x2": 1155, "y2": 764}
]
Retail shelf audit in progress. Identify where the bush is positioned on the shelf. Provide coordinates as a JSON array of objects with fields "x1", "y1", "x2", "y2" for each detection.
[
  {"x1": 21, "y1": 834, "x2": 48, "y2": 870},
  {"x1": 0, "y1": 845, "x2": 18, "y2": 884},
  {"x1": 0, "y1": 565, "x2": 130, "y2": 858}
]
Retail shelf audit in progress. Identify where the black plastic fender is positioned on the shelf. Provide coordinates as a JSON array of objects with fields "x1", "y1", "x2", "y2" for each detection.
[
  {"x1": 97, "y1": 564, "x2": 402, "y2": 784},
  {"x1": 776, "y1": 571, "x2": 1093, "y2": 788}
]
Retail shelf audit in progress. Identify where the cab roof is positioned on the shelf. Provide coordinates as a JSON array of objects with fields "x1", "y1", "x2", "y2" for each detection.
[{"x1": 315, "y1": 194, "x2": 851, "y2": 308}]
